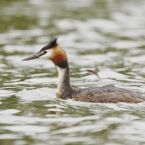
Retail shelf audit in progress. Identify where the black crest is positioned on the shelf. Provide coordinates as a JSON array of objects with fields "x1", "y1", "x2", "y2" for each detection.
[{"x1": 41, "y1": 37, "x2": 58, "y2": 51}]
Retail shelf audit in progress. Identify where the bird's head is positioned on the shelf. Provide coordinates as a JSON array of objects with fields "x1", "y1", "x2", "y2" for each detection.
[{"x1": 22, "y1": 37, "x2": 68, "y2": 68}]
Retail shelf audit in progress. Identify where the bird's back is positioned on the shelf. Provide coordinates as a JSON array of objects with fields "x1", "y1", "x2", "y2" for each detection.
[{"x1": 72, "y1": 85, "x2": 144, "y2": 103}]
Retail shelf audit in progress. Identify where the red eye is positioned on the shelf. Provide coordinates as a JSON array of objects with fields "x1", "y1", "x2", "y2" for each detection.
[{"x1": 44, "y1": 51, "x2": 47, "y2": 54}]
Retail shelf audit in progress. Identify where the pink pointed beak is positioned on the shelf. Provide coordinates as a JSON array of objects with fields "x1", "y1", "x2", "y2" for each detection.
[{"x1": 22, "y1": 54, "x2": 40, "y2": 61}]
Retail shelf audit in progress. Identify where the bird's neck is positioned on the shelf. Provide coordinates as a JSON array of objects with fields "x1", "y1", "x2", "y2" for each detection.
[{"x1": 57, "y1": 66, "x2": 73, "y2": 98}]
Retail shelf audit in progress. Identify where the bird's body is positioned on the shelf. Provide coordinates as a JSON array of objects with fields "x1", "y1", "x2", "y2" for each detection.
[{"x1": 22, "y1": 37, "x2": 145, "y2": 103}]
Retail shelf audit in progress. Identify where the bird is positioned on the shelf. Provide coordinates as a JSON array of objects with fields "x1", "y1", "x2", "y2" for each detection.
[{"x1": 22, "y1": 37, "x2": 145, "y2": 103}]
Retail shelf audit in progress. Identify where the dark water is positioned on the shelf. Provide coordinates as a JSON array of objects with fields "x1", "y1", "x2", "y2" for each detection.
[{"x1": 1, "y1": 0, "x2": 145, "y2": 145}]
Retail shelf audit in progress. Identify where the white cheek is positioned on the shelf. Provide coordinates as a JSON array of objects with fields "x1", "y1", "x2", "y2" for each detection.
[{"x1": 39, "y1": 49, "x2": 53, "y2": 59}]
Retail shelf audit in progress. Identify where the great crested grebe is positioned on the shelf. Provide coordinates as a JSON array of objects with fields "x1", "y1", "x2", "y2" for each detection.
[{"x1": 22, "y1": 37, "x2": 145, "y2": 103}]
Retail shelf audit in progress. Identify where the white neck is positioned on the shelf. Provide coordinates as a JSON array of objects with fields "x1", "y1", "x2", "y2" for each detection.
[{"x1": 57, "y1": 66, "x2": 73, "y2": 97}]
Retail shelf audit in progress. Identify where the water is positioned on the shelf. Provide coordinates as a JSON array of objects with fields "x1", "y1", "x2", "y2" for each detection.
[{"x1": 0, "y1": 0, "x2": 145, "y2": 144}]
